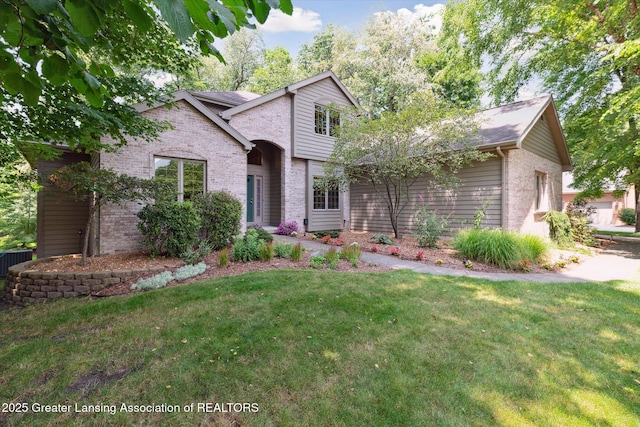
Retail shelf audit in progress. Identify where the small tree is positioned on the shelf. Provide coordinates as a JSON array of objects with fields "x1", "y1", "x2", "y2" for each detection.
[
  {"x1": 49, "y1": 162, "x2": 170, "y2": 264},
  {"x1": 324, "y1": 95, "x2": 488, "y2": 238}
]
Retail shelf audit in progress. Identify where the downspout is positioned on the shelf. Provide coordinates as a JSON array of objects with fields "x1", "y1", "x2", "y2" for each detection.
[{"x1": 496, "y1": 147, "x2": 507, "y2": 229}]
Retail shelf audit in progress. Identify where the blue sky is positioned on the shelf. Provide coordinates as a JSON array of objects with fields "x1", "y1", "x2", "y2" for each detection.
[{"x1": 258, "y1": 1, "x2": 447, "y2": 56}]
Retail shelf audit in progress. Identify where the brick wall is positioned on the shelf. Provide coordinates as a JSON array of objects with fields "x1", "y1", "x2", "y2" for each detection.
[
  {"x1": 98, "y1": 101, "x2": 248, "y2": 254},
  {"x1": 228, "y1": 96, "x2": 310, "y2": 229},
  {"x1": 287, "y1": 158, "x2": 307, "y2": 229},
  {"x1": 505, "y1": 148, "x2": 563, "y2": 236}
]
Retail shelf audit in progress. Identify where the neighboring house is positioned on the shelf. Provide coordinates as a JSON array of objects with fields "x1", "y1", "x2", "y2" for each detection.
[
  {"x1": 37, "y1": 71, "x2": 358, "y2": 258},
  {"x1": 36, "y1": 73, "x2": 571, "y2": 258},
  {"x1": 350, "y1": 95, "x2": 572, "y2": 237},
  {"x1": 562, "y1": 172, "x2": 636, "y2": 225}
]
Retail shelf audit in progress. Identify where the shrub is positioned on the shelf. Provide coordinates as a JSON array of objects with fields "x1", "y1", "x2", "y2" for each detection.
[
  {"x1": 565, "y1": 202, "x2": 597, "y2": 246},
  {"x1": 542, "y1": 210, "x2": 573, "y2": 247},
  {"x1": 416, "y1": 251, "x2": 424, "y2": 261},
  {"x1": 335, "y1": 238, "x2": 345, "y2": 246},
  {"x1": 274, "y1": 242, "x2": 293, "y2": 259},
  {"x1": 193, "y1": 191, "x2": 242, "y2": 250},
  {"x1": 339, "y1": 243, "x2": 361, "y2": 264},
  {"x1": 174, "y1": 262, "x2": 206, "y2": 281},
  {"x1": 248, "y1": 224, "x2": 274, "y2": 242},
  {"x1": 314, "y1": 230, "x2": 341, "y2": 238},
  {"x1": 519, "y1": 234, "x2": 548, "y2": 261},
  {"x1": 258, "y1": 241, "x2": 275, "y2": 261},
  {"x1": 291, "y1": 243, "x2": 303, "y2": 262},
  {"x1": 619, "y1": 208, "x2": 636, "y2": 225},
  {"x1": 131, "y1": 271, "x2": 174, "y2": 291},
  {"x1": 325, "y1": 247, "x2": 339, "y2": 265},
  {"x1": 137, "y1": 201, "x2": 201, "y2": 258},
  {"x1": 232, "y1": 229, "x2": 264, "y2": 262},
  {"x1": 413, "y1": 208, "x2": 448, "y2": 248},
  {"x1": 310, "y1": 255, "x2": 326, "y2": 269},
  {"x1": 275, "y1": 221, "x2": 299, "y2": 236},
  {"x1": 371, "y1": 234, "x2": 393, "y2": 245},
  {"x1": 180, "y1": 242, "x2": 211, "y2": 265},
  {"x1": 453, "y1": 228, "x2": 548, "y2": 270}
]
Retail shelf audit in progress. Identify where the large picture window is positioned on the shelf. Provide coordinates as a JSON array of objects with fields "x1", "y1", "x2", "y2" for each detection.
[
  {"x1": 313, "y1": 177, "x2": 339, "y2": 210},
  {"x1": 314, "y1": 105, "x2": 340, "y2": 137},
  {"x1": 154, "y1": 157, "x2": 205, "y2": 202}
]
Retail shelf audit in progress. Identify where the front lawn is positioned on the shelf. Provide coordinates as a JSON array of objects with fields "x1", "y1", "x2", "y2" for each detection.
[
  {"x1": 596, "y1": 230, "x2": 640, "y2": 238},
  {"x1": 1, "y1": 270, "x2": 639, "y2": 426}
]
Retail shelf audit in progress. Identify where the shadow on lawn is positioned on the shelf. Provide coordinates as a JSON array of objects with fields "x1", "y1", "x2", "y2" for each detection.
[{"x1": 448, "y1": 276, "x2": 640, "y2": 425}]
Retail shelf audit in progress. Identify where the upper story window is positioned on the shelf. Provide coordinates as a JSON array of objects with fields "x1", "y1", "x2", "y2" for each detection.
[
  {"x1": 154, "y1": 157, "x2": 205, "y2": 202},
  {"x1": 314, "y1": 105, "x2": 340, "y2": 137}
]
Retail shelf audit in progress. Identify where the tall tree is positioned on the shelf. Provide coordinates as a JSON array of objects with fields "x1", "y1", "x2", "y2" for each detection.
[
  {"x1": 297, "y1": 24, "x2": 356, "y2": 77},
  {"x1": 1, "y1": 0, "x2": 292, "y2": 157},
  {"x1": 249, "y1": 47, "x2": 300, "y2": 94},
  {"x1": 324, "y1": 95, "x2": 487, "y2": 238},
  {"x1": 348, "y1": 10, "x2": 437, "y2": 116},
  {"x1": 175, "y1": 29, "x2": 266, "y2": 91},
  {"x1": 441, "y1": 0, "x2": 640, "y2": 230}
]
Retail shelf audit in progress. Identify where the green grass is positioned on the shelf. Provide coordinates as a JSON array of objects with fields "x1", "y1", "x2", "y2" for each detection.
[
  {"x1": 1, "y1": 270, "x2": 639, "y2": 426},
  {"x1": 596, "y1": 230, "x2": 640, "y2": 238}
]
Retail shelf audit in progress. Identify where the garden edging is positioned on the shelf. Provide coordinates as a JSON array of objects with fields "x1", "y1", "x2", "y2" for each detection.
[{"x1": 1, "y1": 256, "x2": 166, "y2": 306}]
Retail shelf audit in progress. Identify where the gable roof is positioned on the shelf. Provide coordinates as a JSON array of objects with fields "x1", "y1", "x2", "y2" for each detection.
[
  {"x1": 191, "y1": 91, "x2": 262, "y2": 108},
  {"x1": 475, "y1": 94, "x2": 571, "y2": 169},
  {"x1": 135, "y1": 90, "x2": 254, "y2": 151},
  {"x1": 219, "y1": 70, "x2": 359, "y2": 120}
]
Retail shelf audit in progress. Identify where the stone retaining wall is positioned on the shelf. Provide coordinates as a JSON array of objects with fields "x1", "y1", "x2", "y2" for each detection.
[{"x1": 1, "y1": 257, "x2": 164, "y2": 306}]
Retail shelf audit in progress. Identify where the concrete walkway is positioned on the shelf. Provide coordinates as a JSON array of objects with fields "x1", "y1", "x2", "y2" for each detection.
[{"x1": 276, "y1": 236, "x2": 640, "y2": 283}]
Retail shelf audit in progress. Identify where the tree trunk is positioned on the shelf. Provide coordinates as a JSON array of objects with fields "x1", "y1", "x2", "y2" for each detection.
[
  {"x1": 80, "y1": 193, "x2": 97, "y2": 265},
  {"x1": 635, "y1": 183, "x2": 640, "y2": 233}
]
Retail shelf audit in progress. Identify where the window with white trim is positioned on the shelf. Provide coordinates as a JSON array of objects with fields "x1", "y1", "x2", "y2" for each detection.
[
  {"x1": 314, "y1": 105, "x2": 340, "y2": 136},
  {"x1": 154, "y1": 157, "x2": 205, "y2": 202},
  {"x1": 313, "y1": 177, "x2": 339, "y2": 210}
]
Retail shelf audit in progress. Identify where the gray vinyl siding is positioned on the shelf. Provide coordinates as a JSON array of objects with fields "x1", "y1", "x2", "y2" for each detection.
[
  {"x1": 36, "y1": 152, "x2": 91, "y2": 258},
  {"x1": 307, "y1": 160, "x2": 343, "y2": 231},
  {"x1": 293, "y1": 78, "x2": 352, "y2": 161},
  {"x1": 350, "y1": 157, "x2": 503, "y2": 235},
  {"x1": 521, "y1": 117, "x2": 561, "y2": 163}
]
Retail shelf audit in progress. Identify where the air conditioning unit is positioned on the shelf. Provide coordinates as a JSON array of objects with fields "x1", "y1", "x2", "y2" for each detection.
[{"x1": 0, "y1": 250, "x2": 33, "y2": 277}]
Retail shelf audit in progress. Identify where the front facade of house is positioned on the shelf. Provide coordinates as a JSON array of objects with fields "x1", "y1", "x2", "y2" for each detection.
[
  {"x1": 37, "y1": 75, "x2": 572, "y2": 258},
  {"x1": 349, "y1": 95, "x2": 572, "y2": 237},
  {"x1": 37, "y1": 71, "x2": 357, "y2": 258}
]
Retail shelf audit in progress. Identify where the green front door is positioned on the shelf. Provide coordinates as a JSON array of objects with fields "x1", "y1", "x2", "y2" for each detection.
[{"x1": 247, "y1": 175, "x2": 254, "y2": 223}]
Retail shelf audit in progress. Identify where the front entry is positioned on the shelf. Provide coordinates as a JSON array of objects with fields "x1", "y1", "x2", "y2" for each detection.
[{"x1": 247, "y1": 175, "x2": 263, "y2": 224}]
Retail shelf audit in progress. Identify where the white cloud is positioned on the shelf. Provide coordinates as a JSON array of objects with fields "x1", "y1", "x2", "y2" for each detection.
[
  {"x1": 259, "y1": 7, "x2": 322, "y2": 33},
  {"x1": 377, "y1": 4, "x2": 445, "y2": 34}
]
